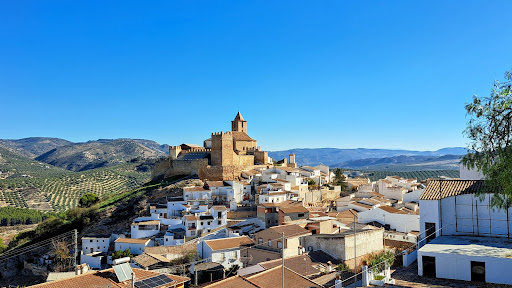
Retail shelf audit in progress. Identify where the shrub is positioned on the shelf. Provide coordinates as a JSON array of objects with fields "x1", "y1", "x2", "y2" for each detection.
[{"x1": 79, "y1": 193, "x2": 99, "y2": 207}]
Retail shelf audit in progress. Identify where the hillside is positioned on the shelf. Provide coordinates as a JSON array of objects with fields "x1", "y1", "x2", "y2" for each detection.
[
  {"x1": 334, "y1": 154, "x2": 462, "y2": 171},
  {"x1": 269, "y1": 147, "x2": 467, "y2": 167},
  {"x1": 0, "y1": 137, "x2": 72, "y2": 159},
  {"x1": 35, "y1": 139, "x2": 166, "y2": 171},
  {"x1": 362, "y1": 170, "x2": 460, "y2": 181},
  {"x1": 0, "y1": 145, "x2": 69, "y2": 179},
  {"x1": 0, "y1": 162, "x2": 153, "y2": 211}
]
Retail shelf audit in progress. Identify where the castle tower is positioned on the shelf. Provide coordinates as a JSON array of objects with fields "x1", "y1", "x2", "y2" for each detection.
[
  {"x1": 288, "y1": 153, "x2": 297, "y2": 168},
  {"x1": 169, "y1": 146, "x2": 182, "y2": 160},
  {"x1": 211, "y1": 132, "x2": 234, "y2": 167},
  {"x1": 231, "y1": 111, "x2": 247, "y2": 133}
]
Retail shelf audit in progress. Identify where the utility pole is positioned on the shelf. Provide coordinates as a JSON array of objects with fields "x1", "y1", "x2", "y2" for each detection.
[
  {"x1": 73, "y1": 229, "x2": 78, "y2": 275},
  {"x1": 353, "y1": 214, "x2": 357, "y2": 274},
  {"x1": 282, "y1": 232, "x2": 285, "y2": 288}
]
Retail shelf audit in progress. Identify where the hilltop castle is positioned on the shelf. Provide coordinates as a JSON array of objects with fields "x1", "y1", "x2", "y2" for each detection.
[{"x1": 153, "y1": 112, "x2": 297, "y2": 181}]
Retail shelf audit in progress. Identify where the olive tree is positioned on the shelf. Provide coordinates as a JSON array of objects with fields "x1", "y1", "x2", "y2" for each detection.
[{"x1": 462, "y1": 69, "x2": 512, "y2": 209}]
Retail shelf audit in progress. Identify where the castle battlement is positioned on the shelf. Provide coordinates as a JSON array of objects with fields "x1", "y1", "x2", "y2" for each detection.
[{"x1": 182, "y1": 147, "x2": 212, "y2": 153}]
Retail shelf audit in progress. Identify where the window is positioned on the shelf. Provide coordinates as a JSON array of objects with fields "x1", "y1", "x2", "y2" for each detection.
[
  {"x1": 258, "y1": 238, "x2": 263, "y2": 244},
  {"x1": 218, "y1": 220, "x2": 222, "y2": 225},
  {"x1": 277, "y1": 241, "x2": 282, "y2": 248},
  {"x1": 268, "y1": 240, "x2": 272, "y2": 247},
  {"x1": 90, "y1": 240, "x2": 93, "y2": 243},
  {"x1": 220, "y1": 253, "x2": 225, "y2": 261},
  {"x1": 268, "y1": 220, "x2": 271, "y2": 224},
  {"x1": 298, "y1": 213, "x2": 304, "y2": 217},
  {"x1": 201, "y1": 222, "x2": 204, "y2": 225},
  {"x1": 208, "y1": 221, "x2": 211, "y2": 225}
]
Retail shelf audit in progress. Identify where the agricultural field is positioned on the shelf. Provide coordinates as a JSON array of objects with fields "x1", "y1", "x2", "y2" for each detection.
[
  {"x1": 0, "y1": 163, "x2": 152, "y2": 211},
  {"x1": 364, "y1": 169, "x2": 460, "y2": 181}
]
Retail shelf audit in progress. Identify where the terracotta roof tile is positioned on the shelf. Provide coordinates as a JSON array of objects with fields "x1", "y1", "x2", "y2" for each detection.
[
  {"x1": 419, "y1": 180, "x2": 487, "y2": 200},
  {"x1": 204, "y1": 275, "x2": 259, "y2": 288},
  {"x1": 29, "y1": 268, "x2": 189, "y2": 288},
  {"x1": 114, "y1": 238, "x2": 150, "y2": 244},
  {"x1": 132, "y1": 253, "x2": 170, "y2": 268},
  {"x1": 267, "y1": 224, "x2": 310, "y2": 238},
  {"x1": 232, "y1": 131, "x2": 256, "y2": 142},
  {"x1": 205, "y1": 236, "x2": 253, "y2": 251},
  {"x1": 183, "y1": 186, "x2": 210, "y2": 192},
  {"x1": 246, "y1": 265, "x2": 321, "y2": 287},
  {"x1": 378, "y1": 206, "x2": 408, "y2": 214},
  {"x1": 279, "y1": 206, "x2": 309, "y2": 214}
]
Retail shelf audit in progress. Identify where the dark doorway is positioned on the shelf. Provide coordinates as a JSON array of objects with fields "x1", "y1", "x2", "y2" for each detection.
[
  {"x1": 425, "y1": 222, "x2": 436, "y2": 243},
  {"x1": 471, "y1": 261, "x2": 485, "y2": 282},
  {"x1": 422, "y1": 256, "x2": 436, "y2": 277}
]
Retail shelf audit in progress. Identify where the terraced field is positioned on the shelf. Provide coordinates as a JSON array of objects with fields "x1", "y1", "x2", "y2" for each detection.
[
  {"x1": 0, "y1": 163, "x2": 151, "y2": 211},
  {"x1": 364, "y1": 169, "x2": 460, "y2": 181}
]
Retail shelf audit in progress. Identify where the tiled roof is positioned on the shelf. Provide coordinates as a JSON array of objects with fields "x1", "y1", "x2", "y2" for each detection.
[
  {"x1": 234, "y1": 111, "x2": 246, "y2": 122},
  {"x1": 419, "y1": 180, "x2": 486, "y2": 200},
  {"x1": 183, "y1": 186, "x2": 210, "y2": 192},
  {"x1": 258, "y1": 254, "x2": 321, "y2": 277},
  {"x1": 29, "y1": 268, "x2": 189, "y2": 288},
  {"x1": 267, "y1": 224, "x2": 310, "y2": 238},
  {"x1": 350, "y1": 202, "x2": 372, "y2": 209},
  {"x1": 205, "y1": 236, "x2": 253, "y2": 251},
  {"x1": 114, "y1": 238, "x2": 150, "y2": 244},
  {"x1": 246, "y1": 265, "x2": 321, "y2": 287},
  {"x1": 206, "y1": 181, "x2": 225, "y2": 187},
  {"x1": 279, "y1": 206, "x2": 309, "y2": 214},
  {"x1": 132, "y1": 253, "x2": 170, "y2": 268},
  {"x1": 211, "y1": 205, "x2": 228, "y2": 211},
  {"x1": 232, "y1": 131, "x2": 256, "y2": 142},
  {"x1": 184, "y1": 215, "x2": 200, "y2": 221},
  {"x1": 145, "y1": 242, "x2": 197, "y2": 255},
  {"x1": 204, "y1": 275, "x2": 259, "y2": 288},
  {"x1": 378, "y1": 206, "x2": 408, "y2": 214}
]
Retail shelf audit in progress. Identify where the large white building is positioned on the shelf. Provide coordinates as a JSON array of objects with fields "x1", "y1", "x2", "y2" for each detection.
[{"x1": 417, "y1": 178, "x2": 512, "y2": 285}]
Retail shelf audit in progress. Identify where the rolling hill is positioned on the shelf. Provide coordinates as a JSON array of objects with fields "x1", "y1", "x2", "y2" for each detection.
[
  {"x1": 268, "y1": 147, "x2": 467, "y2": 168},
  {"x1": 35, "y1": 139, "x2": 166, "y2": 172},
  {"x1": 334, "y1": 154, "x2": 462, "y2": 171}
]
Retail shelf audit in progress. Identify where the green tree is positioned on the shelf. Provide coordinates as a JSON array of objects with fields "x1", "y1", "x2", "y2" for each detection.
[
  {"x1": 79, "y1": 193, "x2": 99, "y2": 208},
  {"x1": 112, "y1": 249, "x2": 134, "y2": 260},
  {"x1": 462, "y1": 69, "x2": 512, "y2": 209}
]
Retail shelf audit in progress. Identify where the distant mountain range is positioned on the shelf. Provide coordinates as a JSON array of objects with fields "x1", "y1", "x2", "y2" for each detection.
[
  {"x1": 0, "y1": 137, "x2": 168, "y2": 172},
  {"x1": 0, "y1": 137, "x2": 467, "y2": 172},
  {"x1": 269, "y1": 147, "x2": 467, "y2": 170}
]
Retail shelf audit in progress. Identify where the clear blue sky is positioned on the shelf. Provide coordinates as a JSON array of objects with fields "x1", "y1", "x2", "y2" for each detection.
[{"x1": 1, "y1": 1, "x2": 511, "y2": 151}]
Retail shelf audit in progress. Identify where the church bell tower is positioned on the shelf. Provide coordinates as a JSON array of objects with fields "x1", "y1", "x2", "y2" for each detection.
[{"x1": 231, "y1": 111, "x2": 247, "y2": 133}]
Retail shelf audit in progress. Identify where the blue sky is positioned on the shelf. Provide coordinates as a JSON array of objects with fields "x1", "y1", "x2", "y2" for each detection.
[{"x1": 1, "y1": 1, "x2": 511, "y2": 151}]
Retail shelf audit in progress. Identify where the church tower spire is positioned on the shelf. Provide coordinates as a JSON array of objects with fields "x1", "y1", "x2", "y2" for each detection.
[{"x1": 232, "y1": 111, "x2": 247, "y2": 133}]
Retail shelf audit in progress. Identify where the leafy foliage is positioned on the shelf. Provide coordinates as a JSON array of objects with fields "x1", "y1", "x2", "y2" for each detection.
[
  {"x1": 462, "y1": 69, "x2": 512, "y2": 209},
  {"x1": 0, "y1": 207, "x2": 55, "y2": 226},
  {"x1": 112, "y1": 249, "x2": 134, "y2": 260},
  {"x1": 79, "y1": 193, "x2": 99, "y2": 207},
  {"x1": 365, "y1": 250, "x2": 395, "y2": 273}
]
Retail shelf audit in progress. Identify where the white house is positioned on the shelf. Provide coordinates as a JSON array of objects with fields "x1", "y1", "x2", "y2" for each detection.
[
  {"x1": 358, "y1": 206, "x2": 419, "y2": 233},
  {"x1": 82, "y1": 236, "x2": 110, "y2": 254},
  {"x1": 131, "y1": 220, "x2": 161, "y2": 239},
  {"x1": 377, "y1": 176, "x2": 419, "y2": 201},
  {"x1": 80, "y1": 252, "x2": 104, "y2": 269},
  {"x1": 258, "y1": 191, "x2": 288, "y2": 204},
  {"x1": 197, "y1": 236, "x2": 254, "y2": 270},
  {"x1": 114, "y1": 238, "x2": 153, "y2": 255},
  {"x1": 183, "y1": 186, "x2": 212, "y2": 204},
  {"x1": 417, "y1": 179, "x2": 512, "y2": 285},
  {"x1": 183, "y1": 206, "x2": 228, "y2": 238}
]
